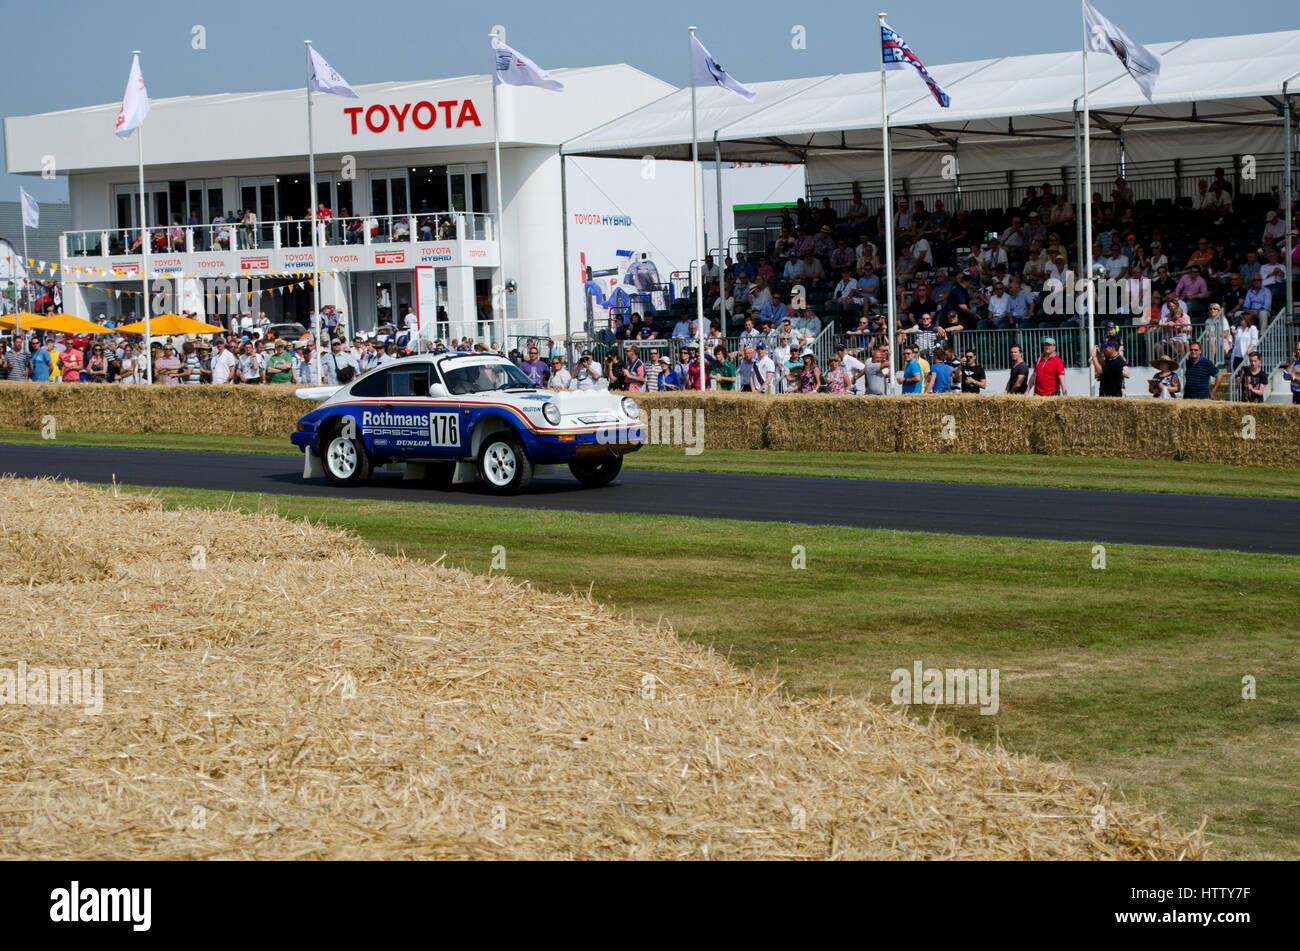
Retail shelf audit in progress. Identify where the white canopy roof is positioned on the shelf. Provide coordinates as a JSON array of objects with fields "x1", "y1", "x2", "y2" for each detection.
[{"x1": 562, "y1": 30, "x2": 1300, "y2": 163}]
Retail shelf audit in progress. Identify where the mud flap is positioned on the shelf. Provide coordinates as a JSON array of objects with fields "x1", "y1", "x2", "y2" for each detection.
[{"x1": 303, "y1": 448, "x2": 325, "y2": 480}]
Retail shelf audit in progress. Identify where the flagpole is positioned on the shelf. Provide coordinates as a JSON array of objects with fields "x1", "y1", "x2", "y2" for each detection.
[
  {"x1": 19, "y1": 217, "x2": 28, "y2": 340},
  {"x1": 1080, "y1": 4, "x2": 1096, "y2": 395},
  {"x1": 689, "y1": 27, "x2": 706, "y2": 391},
  {"x1": 715, "y1": 139, "x2": 727, "y2": 339},
  {"x1": 878, "y1": 13, "x2": 896, "y2": 395},
  {"x1": 135, "y1": 51, "x2": 152, "y2": 383},
  {"x1": 491, "y1": 36, "x2": 508, "y2": 351},
  {"x1": 305, "y1": 40, "x2": 323, "y2": 386}
]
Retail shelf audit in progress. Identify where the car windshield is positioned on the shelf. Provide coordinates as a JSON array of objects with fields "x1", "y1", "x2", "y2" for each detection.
[{"x1": 441, "y1": 359, "x2": 537, "y2": 395}]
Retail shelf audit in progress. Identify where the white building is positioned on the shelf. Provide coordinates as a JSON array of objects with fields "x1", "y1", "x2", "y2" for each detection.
[{"x1": 4, "y1": 63, "x2": 675, "y2": 343}]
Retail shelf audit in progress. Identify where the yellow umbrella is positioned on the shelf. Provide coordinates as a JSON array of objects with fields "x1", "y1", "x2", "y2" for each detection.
[
  {"x1": 0, "y1": 312, "x2": 45, "y2": 330},
  {"x1": 115, "y1": 313, "x2": 227, "y2": 335},
  {"x1": 21, "y1": 313, "x2": 113, "y2": 335}
]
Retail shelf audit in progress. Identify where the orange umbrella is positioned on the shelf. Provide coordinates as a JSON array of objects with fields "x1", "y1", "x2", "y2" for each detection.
[
  {"x1": 20, "y1": 313, "x2": 113, "y2": 335},
  {"x1": 115, "y1": 313, "x2": 227, "y2": 335},
  {"x1": 0, "y1": 312, "x2": 44, "y2": 330}
]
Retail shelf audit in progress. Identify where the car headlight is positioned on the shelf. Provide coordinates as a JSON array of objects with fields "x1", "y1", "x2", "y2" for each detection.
[
  {"x1": 621, "y1": 397, "x2": 640, "y2": 420},
  {"x1": 542, "y1": 401, "x2": 561, "y2": 425}
]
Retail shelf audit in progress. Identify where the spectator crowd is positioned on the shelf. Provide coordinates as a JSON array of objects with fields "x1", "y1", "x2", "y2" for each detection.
[{"x1": 593, "y1": 169, "x2": 1297, "y2": 400}]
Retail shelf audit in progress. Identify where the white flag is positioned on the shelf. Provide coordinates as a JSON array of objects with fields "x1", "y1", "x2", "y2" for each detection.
[
  {"x1": 690, "y1": 34, "x2": 755, "y2": 103},
  {"x1": 1084, "y1": 2, "x2": 1161, "y2": 102},
  {"x1": 19, "y1": 188, "x2": 39, "y2": 229},
  {"x1": 491, "y1": 37, "x2": 564, "y2": 92},
  {"x1": 114, "y1": 53, "x2": 150, "y2": 139},
  {"x1": 308, "y1": 46, "x2": 358, "y2": 99}
]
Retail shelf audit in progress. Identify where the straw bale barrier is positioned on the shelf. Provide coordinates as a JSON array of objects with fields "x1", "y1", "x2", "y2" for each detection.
[
  {"x1": 0, "y1": 382, "x2": 1293, "y2": 466},
  {"x1": 0, "y1": 382, "x2": 304, "y2": 438},
  {"x1": 0, "y1": 476, "x2": 1204, "y2": 860}
]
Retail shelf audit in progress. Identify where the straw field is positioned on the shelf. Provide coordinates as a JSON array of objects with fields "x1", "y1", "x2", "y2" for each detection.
[
  {"x1": 0, "y1": 382, "x2": 1293, "y2": 466},
  {"x1": 0, "y1": 476, "x2": 1203, "y2": 860}
]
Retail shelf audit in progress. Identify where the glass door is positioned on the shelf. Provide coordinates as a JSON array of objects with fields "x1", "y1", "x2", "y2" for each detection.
[
  {"x1": 314, "y1": 174, "x2": 354, "y2": 245},
  {"x1": 239, "y1": 177, "x2": 278, "y2": 247},
  {"x1": 447, "y1": 163, "x2": 489, "y2": 237},
  {"x1": 374, "y1": 276, "x2": 413, "y2": 329},
  {"x1": 368, "y1": 170, "x2": 410, "y2": 242}
]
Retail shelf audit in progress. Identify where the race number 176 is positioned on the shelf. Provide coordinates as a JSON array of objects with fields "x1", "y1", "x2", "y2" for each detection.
[{"x1": 429, "y1": 413, "x2": 460, "y2": 447}]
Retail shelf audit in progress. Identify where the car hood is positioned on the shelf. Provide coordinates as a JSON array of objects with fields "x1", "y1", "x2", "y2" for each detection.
[{"x1": 546, "y1": 389, "x2": 626, "y2": 415}]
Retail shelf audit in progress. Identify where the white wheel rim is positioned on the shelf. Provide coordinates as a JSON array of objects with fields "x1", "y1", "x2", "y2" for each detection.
[
  {"x1": 327, "y1": 436, "x2": 357, "y2": 478},
  {"x1": 483, "y1": 442, "x2": 517, "y2": 486}
]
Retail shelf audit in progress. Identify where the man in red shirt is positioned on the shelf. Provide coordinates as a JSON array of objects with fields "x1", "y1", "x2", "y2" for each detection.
[
  {"x1": 60, "y1": 342, "x2": 85, "y2": 382},
  {"x1": 1029, "y1": 337, "x2": 1067, "y2": 396}
]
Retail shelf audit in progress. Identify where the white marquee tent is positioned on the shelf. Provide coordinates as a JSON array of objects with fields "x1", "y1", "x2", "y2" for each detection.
[
  {"x1": 562, "y1": 30, "x2": 1300, "y2": 180},
  {"x1": 562, "y1": 29, "x2": 1300, "y2": 322}
]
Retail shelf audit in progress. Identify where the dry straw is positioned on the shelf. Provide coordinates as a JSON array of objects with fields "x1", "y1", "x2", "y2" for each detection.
[{"x1": 0, "y1": 477, "x2": 1204, "y2": 860}]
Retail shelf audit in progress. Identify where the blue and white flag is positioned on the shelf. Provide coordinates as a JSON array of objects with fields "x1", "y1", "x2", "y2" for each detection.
[
  {"x1": 880, "y1": 22, "x2": 950, "y2": 108},
  {"x1": 690, "y1": 34, "x2": 756, "y2": 102},
  {"x1": 1083, "y1": 2, "x2": 1161, "y2": 102},
  {"x1": 308, "y1": 47, "x2": 358, "y2": 99},
  {"x1": 492, "y1": 37, "x2": 565, "y2": 92}
]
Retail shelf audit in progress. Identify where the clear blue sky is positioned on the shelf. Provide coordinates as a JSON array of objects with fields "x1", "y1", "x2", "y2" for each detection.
[{"x1": 5, "y1": 0, "x2": 1297, "y2": 203}]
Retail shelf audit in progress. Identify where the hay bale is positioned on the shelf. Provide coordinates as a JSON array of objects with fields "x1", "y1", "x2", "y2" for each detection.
[
  {"x1": 632, "y1": 392, "x2": 766, "y2": 450},
  {"x1": 2, "y1": 382, "x2": 1293, "y2": 467},
  {"x1": 0, "y1": 476, "x2": 1205, "y2": 860},
  {"x1": 765, "y1": 395, "x2": 897, "y2": 452},
  {"x1": 1169, "y1": 401, "x2": 1300, "y2": 467},
  {"x1": 0, "y1": 382, "x2": 305, "y2": 437}
]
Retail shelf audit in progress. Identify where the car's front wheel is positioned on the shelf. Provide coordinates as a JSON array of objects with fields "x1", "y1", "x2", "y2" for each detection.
[
  {"x1": 321, "y1": 423, "x2": 373, "y2": 487},
  {"x1": 569, "y1": 454, "x2": 623, "y2": 487},
  {"x1": 477, "y1": 433, "x2": 533, "y2": 495}
]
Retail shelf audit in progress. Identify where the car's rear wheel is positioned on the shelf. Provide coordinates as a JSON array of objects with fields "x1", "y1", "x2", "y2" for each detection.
[
  {"x1": 321, "y1": 423, "x2": 372, "y2": 487},
  {"x1": 477, "y1": 433, "x2": 533, "y2": 495},
  {"x1": 569, "y1": 454, "x2": 624, "y2": 487}
]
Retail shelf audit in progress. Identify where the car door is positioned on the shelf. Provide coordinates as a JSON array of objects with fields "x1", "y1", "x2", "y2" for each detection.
[{"x1": 352, "y1": 362, "x2": 464, "y2": 460}]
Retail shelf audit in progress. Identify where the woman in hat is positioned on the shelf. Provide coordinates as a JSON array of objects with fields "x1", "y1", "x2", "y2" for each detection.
[
  {"x1": 658, "y1": 356, "x2": 681, "y2": 391},
  {"x1": 1149, "y1": 356, "x2": 1181, "y2": 398},
  {"x1": 796, "y1": 351, "x2": 821, "y2": 394}
]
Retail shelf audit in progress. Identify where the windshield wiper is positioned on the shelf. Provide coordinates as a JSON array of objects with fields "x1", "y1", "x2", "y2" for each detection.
[{"x1": 499, "y1": 383, "x2": 537, "y2": 391}]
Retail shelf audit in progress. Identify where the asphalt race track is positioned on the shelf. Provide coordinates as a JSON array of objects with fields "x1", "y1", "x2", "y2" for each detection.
[{"x1": 3, "y1": 443, "x2": 1298, "y2": 555}]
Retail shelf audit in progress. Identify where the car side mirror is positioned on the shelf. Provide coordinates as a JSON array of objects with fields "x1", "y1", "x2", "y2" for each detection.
[{"x1": 428, "y1": 382, "x2": 448, "y2": 397}]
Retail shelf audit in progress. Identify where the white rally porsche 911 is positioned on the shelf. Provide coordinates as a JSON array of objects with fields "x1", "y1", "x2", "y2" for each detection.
[{"x1": 290, "y1": 352, "x2": 645, "y2": 494}]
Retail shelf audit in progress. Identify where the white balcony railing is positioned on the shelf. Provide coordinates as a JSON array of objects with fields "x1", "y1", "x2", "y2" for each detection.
[{"x1": 62, "y1": 212, "x2": 496, "y2": 260}]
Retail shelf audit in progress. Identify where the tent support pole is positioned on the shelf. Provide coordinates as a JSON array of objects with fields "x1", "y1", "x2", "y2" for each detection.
[
  {"x1": 715, "y1": 139, "x2": 726, "y2": 337},
  {"x1": 560, "y1": 152, "x2": 572, "y2": 350},
  {"x1": 1285, "y1": 80, "x2": 1295, "y2": 326}
]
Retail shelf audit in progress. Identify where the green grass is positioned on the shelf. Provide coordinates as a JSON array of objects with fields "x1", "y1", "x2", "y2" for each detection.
[
  {"x1": 110, "y1": 483, "x2": 1300, "y2": 859},
  {"x1": 6, "y1": 429, "x2": 1298, "y2": 499}
]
